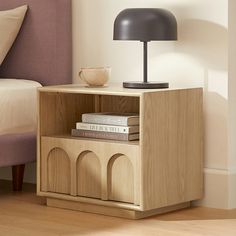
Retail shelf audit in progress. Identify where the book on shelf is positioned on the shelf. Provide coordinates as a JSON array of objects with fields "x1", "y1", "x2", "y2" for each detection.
[
  {"x1": 71, "y1": 129, "x2": 139, "y2": 141},
  {"x1": 82, "y1": 112, "x2": 139, "y2": 126},
  {"x1": 76, "y1": 122, "x2": 139, "y2": 134}
]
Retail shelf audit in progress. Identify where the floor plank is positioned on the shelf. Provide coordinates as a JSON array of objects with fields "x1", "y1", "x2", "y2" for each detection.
[{"x1": 0, "y1": 180, "x2": 236, "y2": 236}]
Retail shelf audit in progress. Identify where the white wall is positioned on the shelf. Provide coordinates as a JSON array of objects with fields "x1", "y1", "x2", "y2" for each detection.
[{"x1": 73, "y1": 0, "x2": 234, "y2": 208}]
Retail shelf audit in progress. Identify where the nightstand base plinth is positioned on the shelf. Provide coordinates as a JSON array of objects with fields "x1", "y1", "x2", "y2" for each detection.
[{"x1": 46, "y1": 198, "x2": 190, "y2": 220}]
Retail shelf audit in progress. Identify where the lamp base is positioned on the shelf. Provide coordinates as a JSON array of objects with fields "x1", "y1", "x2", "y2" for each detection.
[{"x1": 123, "y1": 81, "x2": 169, "y2": 89}]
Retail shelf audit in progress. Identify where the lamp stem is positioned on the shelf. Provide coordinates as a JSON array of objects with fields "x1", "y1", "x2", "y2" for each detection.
[{"x1": 143, "y1": 41, "x2": 148, "y2": 83}]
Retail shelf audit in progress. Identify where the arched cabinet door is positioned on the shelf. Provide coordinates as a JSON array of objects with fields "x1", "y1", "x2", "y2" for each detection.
[
  {"x1": 47, "y1": 148, "x2": 71, "y2": 194},
  {"x1": 40, "y1": 136, "x2": 140, "y2": 206},
  {"x1": 77, "y1": 151, "x2": 102, "y2": 199},
  {"x1": 108, "y1": 154, "x2": 134, "y2": 204}
]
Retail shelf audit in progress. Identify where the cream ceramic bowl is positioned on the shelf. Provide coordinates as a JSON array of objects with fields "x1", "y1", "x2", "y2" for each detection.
[{"x1": 79, "y1": 67, "x2": 111, "y2": 86}]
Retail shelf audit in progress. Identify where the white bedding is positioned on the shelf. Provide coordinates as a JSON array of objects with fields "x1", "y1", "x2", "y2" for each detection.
[{"x1": 0, "y1": 79, "x2": 42, "y2": 135}]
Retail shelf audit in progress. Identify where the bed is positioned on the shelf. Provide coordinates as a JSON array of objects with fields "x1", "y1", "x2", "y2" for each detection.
[{"x1": 0, "y1": 0, "x2": 72, "y2": 190}]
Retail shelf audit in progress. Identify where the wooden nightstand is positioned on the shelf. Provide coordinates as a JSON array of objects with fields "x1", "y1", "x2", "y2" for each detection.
[{"x1": 37, "y1": 84, "x2": 203, "y2": 219}]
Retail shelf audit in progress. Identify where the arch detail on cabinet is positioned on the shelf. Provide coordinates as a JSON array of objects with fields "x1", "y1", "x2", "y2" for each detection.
[
  {"x1": 47, "y1": 147, "x2": 71, "y2": 194},
  {"x1": 76, "y1": 151, "x2": 102, "y2": 199},
  {"x1": 108, "y1": 153, "x2": 134, "y2": 204}
]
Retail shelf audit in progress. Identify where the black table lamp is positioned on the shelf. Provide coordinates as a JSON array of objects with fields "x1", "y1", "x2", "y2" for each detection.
[{"x1": 113, "y1": 8, "x2": 177, "y2": 89}]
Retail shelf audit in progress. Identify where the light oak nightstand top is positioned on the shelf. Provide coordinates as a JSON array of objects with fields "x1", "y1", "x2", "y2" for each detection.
[{"x1": 38, "y1": 83, "x2": 202, "y2": 97}]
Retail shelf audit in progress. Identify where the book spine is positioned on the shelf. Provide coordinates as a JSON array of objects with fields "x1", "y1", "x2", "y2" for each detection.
[
  {"x1": 82, "y1": 114, "x2": 128, "y2": 126},
  {"x1": 71, "y1": 129, "x2": 129, "y2": 141},
  {"x1": 76, "y1": 123, "x2": 130, "y2": 133}
]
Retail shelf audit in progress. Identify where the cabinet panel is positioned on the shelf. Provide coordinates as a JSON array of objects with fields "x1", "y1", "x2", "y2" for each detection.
[
  {"x1": 77, "y1": 151, "x2": 102, "y2": 199},
  {"x1": 108, "y1": 154, "x2": 134, "y2": 203},
  {"x1": 100, "y1": 95, "x2": 139, "y2": 113},
  {"x1": 41, "y1": 136, "x2": 140, "y2": 204},
  {"x1": 141, "y1": 89, "x2": 203, "y2": 210},
  {"x1": 47, "y1": 148, "x2": 71, "y2": 194}
]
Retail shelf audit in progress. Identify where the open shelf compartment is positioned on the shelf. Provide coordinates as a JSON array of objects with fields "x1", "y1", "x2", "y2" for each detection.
[{"x1": 39, "y1": 92, "x2": 140, "y2": 138}]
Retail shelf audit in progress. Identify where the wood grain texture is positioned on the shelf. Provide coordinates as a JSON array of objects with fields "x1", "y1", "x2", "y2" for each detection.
[
  {"x1": 38, "y1": 190, "x2": 140, "y2": 211},
  {"x1": 38, "y1": 83, "x2": 202, "y2": 97},
  {"x1": 1, "y1": 181, "x2": 236, "y2": 236},
  {"x1": 39, "y1": 92, "x2": 95, "y2": 136},
  {"x1": 77, "y1": 151, "x2": 102, "y2": 199},
  {"x1": 108, "y1": 154, "x2": 134, "y2": 203},
  {"x1": 40, "y1": 136, "x2": 140, "y2": 205},
  {"x1": 38, "y1": 91, "x2": 95, "y2": 195},
  {"x1": 47, "y1": 148, "x2": 70, "y2": 194},
  {"x1": 47, "y1": 198, "x2": 190, "y2": 219},
  {"x1": 38, "y1": 86, "x2": 203, "y2": 218},
  {"x1": 94, "y1": 95, "x2": 102, "y2": 112},
  {"x1": 100, "y1": 95, "x2": 139, "y2": 113},
  {"x1": 140, "y1": 89, "x2": 203, "y2": 210}
]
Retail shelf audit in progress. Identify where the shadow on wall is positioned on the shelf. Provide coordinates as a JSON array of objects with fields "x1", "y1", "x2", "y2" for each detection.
[
  {"x1": 178, "y1": 19, "x2": 228, "y2": 169},
  {"x1": 178, "y1": 19, "x2": 228, "y2": 70},
  {"x1": 203, "y1": 91, "x2": 228, "y2": 169},
  {"x1": 150, "y1": 19, "x2": 227, "y2": 73},
  {"x1": 149, "y1": 18, "x2": 227, "y2": 84}
]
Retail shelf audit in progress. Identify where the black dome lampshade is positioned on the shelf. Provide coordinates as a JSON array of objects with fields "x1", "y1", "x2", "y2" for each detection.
[{"x1": 113, "y1": 8, "x2": 178, "y2": 89}]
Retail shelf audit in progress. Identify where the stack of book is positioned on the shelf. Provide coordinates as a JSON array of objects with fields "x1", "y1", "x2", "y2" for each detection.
[{"x1": 71, "y1": 112, "x2": 139, "y2": 141}]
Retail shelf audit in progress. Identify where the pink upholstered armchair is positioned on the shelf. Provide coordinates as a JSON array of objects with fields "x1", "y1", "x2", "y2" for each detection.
[{"x1": 0, "y1": 0, "x2": 72, "y2": 190}]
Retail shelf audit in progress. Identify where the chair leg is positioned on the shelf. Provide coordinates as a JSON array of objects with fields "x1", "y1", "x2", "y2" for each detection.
[{"x1": 12, "y1": 164, "x2": 25, "y2": 191}]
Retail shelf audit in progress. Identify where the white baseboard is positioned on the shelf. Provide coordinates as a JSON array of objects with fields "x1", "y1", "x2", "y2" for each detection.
[
  {"x1": 194, "y1": 168, "x2": 236, "y2": 209},
  {"x1": 229, "y1": 171, "x2": 236, "y2": 209}
]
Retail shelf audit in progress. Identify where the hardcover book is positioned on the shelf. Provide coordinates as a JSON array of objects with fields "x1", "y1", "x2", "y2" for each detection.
[
  {"x1": 82, "y1": 112, "x2": 139, "y2": 126},
  {"x1": 76, "y1": 122, "x2": 139, "y2": 134},
  {"x1": 71, "y1": 129, "x2": 139, "y2": 141}
]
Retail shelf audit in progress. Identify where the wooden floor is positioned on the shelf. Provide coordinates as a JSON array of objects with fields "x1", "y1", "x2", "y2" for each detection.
[{"x1": 0, "y1": 180, "x2": 236, "y2": 236}]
